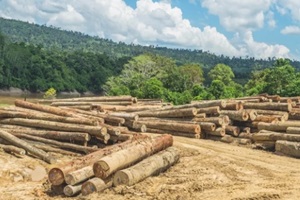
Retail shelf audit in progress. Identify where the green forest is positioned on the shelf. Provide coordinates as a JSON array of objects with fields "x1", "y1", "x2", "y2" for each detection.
[{"x1": 1, "y1": 17, "x2": 300, "y2": 104}]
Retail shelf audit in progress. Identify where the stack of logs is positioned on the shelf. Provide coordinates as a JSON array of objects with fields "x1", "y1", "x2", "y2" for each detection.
[{"x1": 1, "y1": 94, "x2": 300, "y2": 196}]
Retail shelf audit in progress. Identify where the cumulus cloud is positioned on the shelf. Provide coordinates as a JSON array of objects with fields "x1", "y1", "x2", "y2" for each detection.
[
  {"x1": 0, "y1": 0, "x2": 291, "y2": 59},
  {"x1": 277, "y1": 0, "x2": 300, "y2": 21},
  {"x1": 281, "y1": 26, "x2": 300, "y2": 34}
]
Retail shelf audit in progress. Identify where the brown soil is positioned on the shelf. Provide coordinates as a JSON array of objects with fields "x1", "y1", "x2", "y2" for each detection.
[{"x1": 1, "y1": 136, "x2": 300, "y2": 200}]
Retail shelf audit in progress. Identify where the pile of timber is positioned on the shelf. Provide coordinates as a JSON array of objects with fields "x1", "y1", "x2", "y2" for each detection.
[{"x1": 49, "y1": 134, "x2": 178, "y2": 196}]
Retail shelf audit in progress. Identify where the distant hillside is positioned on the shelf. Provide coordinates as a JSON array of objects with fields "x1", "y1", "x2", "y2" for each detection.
[{"x1": 1, "y1": 17, "x2": 300, "y2": 84}]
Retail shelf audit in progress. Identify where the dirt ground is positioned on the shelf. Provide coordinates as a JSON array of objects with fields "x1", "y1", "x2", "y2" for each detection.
[{"x1": 1, "y1": 136, "x2": 300, "y2": 200}]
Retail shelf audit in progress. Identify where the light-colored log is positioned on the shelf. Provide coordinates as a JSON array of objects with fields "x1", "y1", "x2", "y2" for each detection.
[
  {"x1": 108, "y1": 112, "x2": 139, "y2": 121},
  {"x1": 48, "y1": 135, "x2": 150, "y2": 186},
  {"x1": 192, "y1": 117, "x2": 226, "y2": 126},
  {"x1": 146, "y1": 128, "x2": 201, "y2": 138},
  {"x1": 250, "y1": 109, "x2": 289, "y2": 121},
  {"x1": 93, "y1": 134, "x2": 173, "y2": 179},
  {"x1": 39, "y1": 95, "x2": 134, "y2": 103},
  {"x1": 0, "y1": 144, "x2": 26, "y2": 155},
  {"x1": 220, "y1": 110, "x2": 249, "y2": 121},
  {"x1": 243, "y1": 102, "x2": 292, "y2": 112},
  {"x1": 63, "y1": 184, "x2": 82, "y2": 197},
  {"x1": 197, "y1": 106, "x2": 220, "y2": 115},
  {"x1": 65, "y1": 166, "x2": 94, "y2": 186},
  {"x1": 0, "y1": 118, "x2": 107, "y2": 138},
  {"x1": 81, "y1": 178, "x2": 112, "y2": 196},
  {"x1": 136, "y1": 108, "x2": 197, "y2": 118},
  {"x1": 113, "y1": 146, "x2": 179, "y2": 186},
  {"x1": 137, "y1": 120, "x2": 200, "y2": 134},
  {"x1": 198, "y1": 122, "x2": 216, "y2": 131},
  {"x1": 253, "y1": 130, "x2": 300, "y2": 142},
  {"x1": 275, "y1": 140, "x2": 300, "y2": 158},
  {"x1": 225, "y1": 125, "x2": 240, "y2": 137},
  {"x1": 286, "y1": 127, "x2": 300, "y2": 135},
  {"x1": 204, "y1": 127, "x2": 225, "y2": 137},
  {"x1": 0, "y1": 130, "x2": 55, "y2": 163}
]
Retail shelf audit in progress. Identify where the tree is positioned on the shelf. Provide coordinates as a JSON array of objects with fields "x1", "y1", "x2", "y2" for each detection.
[{"x1": 208, "y1": 64, "x2": 234, "y2": 85}]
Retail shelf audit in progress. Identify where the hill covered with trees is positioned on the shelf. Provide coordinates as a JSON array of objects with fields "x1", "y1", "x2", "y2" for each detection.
[{"x1": 1, "y1": 17, "x2": 300, "y2": 85}]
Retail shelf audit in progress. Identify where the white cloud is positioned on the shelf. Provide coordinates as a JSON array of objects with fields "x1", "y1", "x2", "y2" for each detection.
[
  {"x1": 281, "y1": 26, "x2": 300, "y2": 34},
  {"x1": 0, "y1": 0, "x2": 291, "y2": 59},
  {"x1": 201, "y1": 0, "x2": 272, "y2": 32},
  {"x1": 277, "y1": 0, "x2": 300, "y2": 21}
]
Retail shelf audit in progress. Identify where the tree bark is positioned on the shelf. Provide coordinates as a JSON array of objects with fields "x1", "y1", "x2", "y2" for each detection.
[
  {"x1": 247, "y1": 109, "x2": 288, "y2": 121},
  {"x1": 0, "y1": 118, "x2": 107, "y2": 138},
  {"x1": 286, "y1": 127, "x2": 300, "y2": 135},
  {"x1": 219, "y1": 110, "x2": 249, "y2": 121},
  {"x1": 93, "y1": 134, "x2": 173, "y2": 179},
  {"x1": 146, "y1": 128, "x2": 202, "y2": 138},
  {"x1": 204, "y1": 127, "x2": 225, "y2": 137},
  {"x1": 40, "y1": 95, "x2": 134, "y2": 103},
  {"x1": 65, "y1": 166, "x2": 94, "y2": 186},
  {"x1": 197, "y1": 106, "x2": 220, "y2": 115},
  {"x1": 253, "y1": 130, "x2": 300, "y2": 142},
  {"x1": 225, "y1": 125, "x2": 240, "y2": 137},
  {"x1": 197, "y1": 122, "x2": 216, "y2": 131},
  {"x1": 108, "y1": 112, "x2": 139, "y2": 121},
  {"x1": 192, "y1": 117, "x2": 226, "y2": 126},
  {"x1": 113, "y1": 146, "x2": 179, "y2": 186},
  {"x1": 0, "y1": 130, "x2": 55, "y2": 163}
]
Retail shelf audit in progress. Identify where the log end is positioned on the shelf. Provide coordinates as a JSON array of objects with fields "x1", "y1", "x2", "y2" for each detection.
[
  {"x1": 113, "y1": 170, "x2": 131, "y2": 186},
  {"x1": 93, "y1": 161, "x2": 109, "y2": 179},
  {"x1": 48, "y1": 168, "x2": 65, "y2": 186}
]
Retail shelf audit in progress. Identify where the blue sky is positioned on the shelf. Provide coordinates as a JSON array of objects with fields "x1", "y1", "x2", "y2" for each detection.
[{"x1": 0, "y1": 0, "x2": 299, "y2": 60}]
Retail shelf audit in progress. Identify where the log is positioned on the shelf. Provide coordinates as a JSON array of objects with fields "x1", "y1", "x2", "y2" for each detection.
[
  {"x1": 253, "y1": 141, "x2": 275, "y2": 151},
  {"x1": 224, "y1": 101, "x2": 243, "y2": 110},
  {"x1": 246, "y1": 110, "x2": 257, "y2": 121},
  {"x1": 258, "y1": 121, "x2": 300, "y2": 132},
  {"x1": 146, "y1": 128, "x2": 202, "y2": 138},
  {"x1": 0, "y1": 118, "x2": 107, "y2": 138},
  {"x1": 286, "y1": 127, "x2": 300, "y2": 135},
  {"x1": 197, "y1": 122, "x2": 216, "y2": 131},
  {"x1": 124, "y1": 120, "x2": 147, "y2": 132},
  {"x1": 192, "y1": 117, "x2": 226, "y2": 126},
  {"x1": 65, "y1": 166, "x2": 94, "y2": 186},
  {"x1": 0, "y1": 129, "x2": 90, "y2": 144},
  {"x1": 113, "y1": 146, "x2": 179, "y2": 186},
  {"x1": 81, "y1": 178, "x2": 112, "y2": 196},
  {"x1": 39, "y1": 95, "x2": 134, "y2": 103},
  {"x1": 289, "y1": 112, "x2": 300, "y2": 120},
  {"x1": 220, "y1": 110, "x2": 249, "y2": 121},
  {"x1": 250, "y1": 109, "x2": 289, "y2": 121},
  {"x1": 15, "y1": 100, "x2": 78, "y2": 117},
  {"x1": 225, "y1": 125, "x2": 240, "y2": 137},
  {"x1": 253, "y1": 130, "x2": 300, "y2": 142},
  {"x1": 190, "y1": 100, "x2": 227, "y2": 109},
  {"x1": 109, "y1": 105, "x2": 163, "y2": 113},
  {"x1": 0, "y1": 130, "x2": 55, "y2": 163},
  {"x1": 63, "y1": 184, "x2": 82, "y2": 197},
  {"x1": 15, "y1": 134, "x2": 98, "y2": 154},
  {"x1": 254, "y1": 115, "x2": 279, "y2": 123},
  {"x1": 137, "y1": 120, "x2": 200, "y2": 134},
  {"x1": 93, "y1": 134, "x2": 173, "y2": 179},
  {"x1": 238, "y1": 132, "x2": 253, "y2": 140},
  {"x1": 243, "y1": 102, "x2": 292, "y2": 112},
  {"x1": 275, "y1": 140, "x2": 300, "y2": 158},
  {"x1": 197, "y1": 106, "x2": 220, "y2": 115},
  {"x1": 0, "y1": 144, "x2": 26, "y2": 155},
  {"x1": 136, "y1": 108, "x2": 197, "y2": 118},
  {"x1": 28, "y1": 142, "x2": 82, "y2": 156},
  {"x1": 48, "y1": 135, "x2": 150, "y2": 185},
  {"x1": 108, "y1": 112, "x2": 139, "y2": 121},
  {"x1": 204, "y1": 127, "x2": 225, "y2": 137}
]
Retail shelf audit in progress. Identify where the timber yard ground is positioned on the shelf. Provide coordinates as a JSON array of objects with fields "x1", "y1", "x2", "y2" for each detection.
[{"x1": 0, "y1": 136, "x2": 300, "y2": 200}]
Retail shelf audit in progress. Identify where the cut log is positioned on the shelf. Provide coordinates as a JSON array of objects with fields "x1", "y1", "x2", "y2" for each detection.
[
  {"x1": 108, "y1": 112, "x2": 139, "y2": 121},
  {"x1": 190, "y1": 100, "x2": 227, "y2": 109},
  {"x1": 124, "y1": 120, "x2": 147, "y2": 132},
  {"x1": 253, "y1": 130, "x2": 300, "y2": 142},
  {"x1": 137, "y1": 120, "x2": 200, "y2": 134},
  {"x1": 243, "y1": 102, "x2": 292, "y2": 112},
  {"x1": 286, "y1": 127, "x2": 300, "y2": 135},
  {"x1": 93, "y1": 134, "x2": 173, "y2": 179},
  {"x1": 0, "y1": 118, "x2": 107, "y2": 138},
  {"x1": 63, "y1": 184, "x2": 82, "y2": 197},
  {"x1": 81, "y1": 178, "x2": 112, "y2": 196},
  {"x1": 249, "y1": 109, "x2": 289, "y2": 121},
  {"x1": 192, "y1": 117, "x2": 226, "y2": 126},
  {"x1": 197, "y1": 122, "x2": 216, "y2": 131},
  {"x1": 254, "y1": 115, "x2": 279, "y2": 123},
  {"x1": 27, "y1": 142, "x2": 82, "y2": 156},
  {"x1": 39, "y1": 95, "x2": 134, "y2": 103},
  {"x1": 197, "y1": 106, "x2": 220, "y2": 115},
  {"x1": 0, "y1": 129, "x2": 90, "y2": 144},
  {"x1": 225, "y1": 125, "x2": 240, "y2": 137},
  {"x1": 0, "y1": 130, "x2": 55, "y2": 163},
  {"x1": 219, "y1": 110, "x2": 249, "y2": 121},
  {"x1": 204, "y1": 127, "x2": 225, "y2": 137},
  {"x1": 15, "y1": 134, "x2": 98, "y2": 154},
  {"x1": 224, "y1": 101, "x2": 243, "y2": 110},
  {"x1": 238, "y1": 132, "x2": 253, "y2": 140},
  {"x1": 146, "y1": 128, "x2": 201, "y2": 138},
  {"x1": 0, "y1": 144, "x2": 26, "y2": 155},
  {"x1": 65, "y1": 166, "x2": 94, "y2": 186},
  {"x1": 15, "y1": 100, "x2": 78, "y2": 117},
  {"x1": 258, "y1": 121, "x2": 300, "y2": 132},
  {"x1": 253, "y1": 141, "x2": 275, "y2": 151},
  {"x1": 275, "y1": 140, "x2": 300, "y2": 158},
  {"x1": 136, "y1": 108, "x2": 197, "y2": 118},
  {"x1": 246, "y1": 110, "x2": 257, "y2": 121},
  {"x1": 113, "y1": 146, "x2": 179, "y2": 186},
  {"x1": 48, "y1": 135, "x2": 150, "y2": 186}
]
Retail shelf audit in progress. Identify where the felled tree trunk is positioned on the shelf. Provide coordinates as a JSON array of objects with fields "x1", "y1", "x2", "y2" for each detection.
[
  {"x1": 65, "y1": 166, "x2": 94, "y2": 186},
  {"x1": 113, "y1": 146, "x2": 179, "y2": 186},
  {"x1": 243, "y1": 102, "x2": 292, "y2": 112},
  {"x1": 63, "y1": 184, "x2": 82, "y2": 197},
  {"x1": 275, "y1": 140, "x2": 300, "y2": 158},
  {"x1": 93, "y1": 134, "x2": 173, "y2": 179},
  {"x1": 0, "y1": 144, "x2": 26, "y2": 155},
  {"x1": 136, "y1": 108, "x2": 197, "y2": 118},
  {"x1": 81, "y1": 178, "x2": 112, "y2": 196},
  {"x1": 0, "y1": 130, "x2": 55, "y2": 163},
  {"x1": 219, "y1": 110, "x2": 249, "y2": 121}
]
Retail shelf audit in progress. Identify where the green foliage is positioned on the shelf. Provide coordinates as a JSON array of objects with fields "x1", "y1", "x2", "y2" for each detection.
[
  {"x1": 141, "y1": 78, "x2": 164, "y2": 99},
  {"x1": 43, "y1": 87, "x2": 56, "y2": 99},
  {"x1": 208, "y1": 63, "x2": 235, "y2": 85}
]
